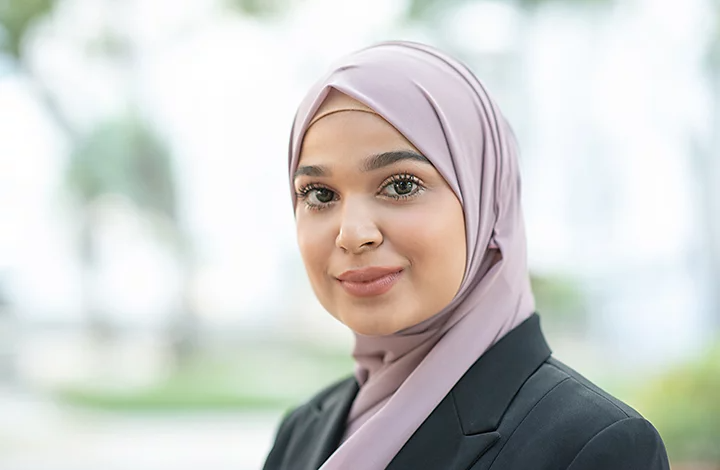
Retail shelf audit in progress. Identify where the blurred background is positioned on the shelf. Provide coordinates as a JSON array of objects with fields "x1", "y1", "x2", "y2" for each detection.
[{"x1": 0, "y1": 0, "x2": 718, "y2": 468}]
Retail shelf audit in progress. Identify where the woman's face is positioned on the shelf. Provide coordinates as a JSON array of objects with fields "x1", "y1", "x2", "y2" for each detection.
[{"x1": 294, "y1": 94, "x2": 467, "y2": 336}]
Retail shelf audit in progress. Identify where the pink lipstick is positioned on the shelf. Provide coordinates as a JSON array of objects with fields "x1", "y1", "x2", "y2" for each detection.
[{"x1": 336, "y1": 266, "x2": 404, "y2": 298}]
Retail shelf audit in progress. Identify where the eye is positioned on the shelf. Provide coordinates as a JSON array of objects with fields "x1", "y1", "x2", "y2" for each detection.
[
  {"x1": 312, "y1": 188, "x2": 335, "y2": 203},
  {"x1": 296, "y1": 183, "x2": 337, "y2": 210},
  {"x1": 380, "y1": 174, "x2": 424, "y2": 200},
  {"x1": 389, "y1": 180, "x2": 415, "y2": 196}
]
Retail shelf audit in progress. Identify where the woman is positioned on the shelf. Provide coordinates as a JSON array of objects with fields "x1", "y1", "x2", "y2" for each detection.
[{"x1": 263, "y1": 41, "x2": 669, "y2": 470}]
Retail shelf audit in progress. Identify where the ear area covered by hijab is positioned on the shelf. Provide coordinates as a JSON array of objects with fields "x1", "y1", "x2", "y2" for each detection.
[{"x1": 288, "y1": 41, "x2": 536, "y2": 470}]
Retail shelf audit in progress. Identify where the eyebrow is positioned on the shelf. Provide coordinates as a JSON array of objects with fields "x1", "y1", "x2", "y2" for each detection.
[{"x1": 293, "y1": 150, "x2": 431, "y2": 179}]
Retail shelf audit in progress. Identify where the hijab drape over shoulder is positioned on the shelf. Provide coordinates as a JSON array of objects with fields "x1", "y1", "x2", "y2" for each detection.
[{"x1": 288, "y1": 41, "x2": 536, "y2": 470}]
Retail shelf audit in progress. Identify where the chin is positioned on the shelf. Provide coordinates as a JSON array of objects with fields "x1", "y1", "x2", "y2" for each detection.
[
  {"x1": 339, "y1": 307, "x2": 411, "y2": 336},
  {"x1": 346, "y1": 321, "x2": 396, "y2": 336}
]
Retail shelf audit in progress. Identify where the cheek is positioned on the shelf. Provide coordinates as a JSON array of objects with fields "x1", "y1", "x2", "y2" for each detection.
[
  {"x1": 385, "y1": 199, "x2": 466, "y2": 279},
  {"x1": 391, "y1": 203, "x2": 465, "y2": 250},
  {"x1": 296, "y1": 216, "x2": 334, "y2": 277}
]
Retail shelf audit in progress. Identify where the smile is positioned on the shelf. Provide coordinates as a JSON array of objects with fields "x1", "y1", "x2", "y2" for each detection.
[{"x1": 336, "y1": 267, "x2": 404, "y2": 298}]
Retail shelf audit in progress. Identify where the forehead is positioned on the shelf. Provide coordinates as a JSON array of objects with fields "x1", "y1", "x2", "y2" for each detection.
[
  {"x1": 299, "y1": 91, "x2": 418, "y2": 162},
  {"x1": 308, "y1": 88, "x2": 377, "y2": 127}
]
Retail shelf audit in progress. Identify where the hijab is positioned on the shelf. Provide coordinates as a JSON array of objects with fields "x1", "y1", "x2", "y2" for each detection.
[{"x1": 288, "y1": 40, "x2": 536, "y2": 470}]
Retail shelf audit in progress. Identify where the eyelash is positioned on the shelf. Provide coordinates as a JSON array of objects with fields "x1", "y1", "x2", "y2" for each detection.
[{"x1": 295, "y1": 173, "x2": 426, "y2": 211}]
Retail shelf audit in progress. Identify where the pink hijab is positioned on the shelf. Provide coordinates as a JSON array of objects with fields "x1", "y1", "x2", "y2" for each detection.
[{"x1": 288, "y1": 41, "x2": 536, "y2": 470}]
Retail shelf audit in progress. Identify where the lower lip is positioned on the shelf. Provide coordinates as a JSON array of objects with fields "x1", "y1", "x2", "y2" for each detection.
[{"x1": 338, "y1": 270, "x2": 403, "y2": 298}]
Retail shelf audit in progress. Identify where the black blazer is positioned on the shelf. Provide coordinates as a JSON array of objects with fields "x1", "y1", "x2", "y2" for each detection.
[{"x1": 263, "y1": 314, "x2": 670, "y2": 470}]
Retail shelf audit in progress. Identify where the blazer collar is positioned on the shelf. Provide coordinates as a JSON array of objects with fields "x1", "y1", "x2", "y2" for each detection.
[
  {"x1": 301, "y1": 377, "x2": 359, "y2": 470},
  {"x1": 300, "y1": 313, "x2": 550, "y2": 470},
  {"x1": 386, "y1": 313, "x2": 551, "y2": 469},
  {"x1": 453, "y1": 313, "x2": 552, "y2": 435}
]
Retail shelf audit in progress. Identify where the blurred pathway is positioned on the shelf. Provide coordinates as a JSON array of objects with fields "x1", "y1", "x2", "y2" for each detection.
[{"x1": 0, "y1": 388, "x2": 281, "y2": 470}]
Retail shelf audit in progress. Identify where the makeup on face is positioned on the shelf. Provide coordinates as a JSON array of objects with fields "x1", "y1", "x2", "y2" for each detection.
[
  {"x1": 294, "y1": 96, "x2": 467, "y2": 336},
  {"x1": 335, "y1": 266, "x2": 404, "y2": 298}
]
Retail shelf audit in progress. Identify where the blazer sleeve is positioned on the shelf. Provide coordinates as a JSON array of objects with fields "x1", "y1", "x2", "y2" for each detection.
[
  {"x1": 262, "y1": 408, "x2": 300, "y2": 470},
  {"x1": 566, "y1": 417, "x2": 670, "y2": 470}
]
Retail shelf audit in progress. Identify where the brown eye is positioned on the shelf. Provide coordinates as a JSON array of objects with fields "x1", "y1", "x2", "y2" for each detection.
[
  {"x1": 314, "y1": 188, "x2": 334, "y2": 203},
  {"x1": 296, "y1": 184, "x2": 337, "y2": 211},
  {"x1": 393, "y1": 181, "x2": 414, "y2": 195},
  {"x1": 381, "y1": 175, "x2": 423, "y2": 199}
]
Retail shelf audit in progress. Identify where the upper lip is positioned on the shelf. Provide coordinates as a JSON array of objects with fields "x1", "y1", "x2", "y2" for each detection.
[{"x1": 336, "y1": 266, "x2": 403, "y2": 282}]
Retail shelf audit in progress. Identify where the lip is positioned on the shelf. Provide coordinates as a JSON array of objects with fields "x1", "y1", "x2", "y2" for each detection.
[{"x1": 336, "y1": 266, "x2": 404, "y2": 298}]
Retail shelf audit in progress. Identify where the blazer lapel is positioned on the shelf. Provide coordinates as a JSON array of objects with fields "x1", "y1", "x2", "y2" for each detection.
[
  {"x1": 294, "y1": 378, "x2": 359, "y2": 470},
  {"x1": 387, "y1": 314, "x2": 552, "y2": 470},
  {"x1": 386, "y1": 393, "x2": 501, "y2": 470}
]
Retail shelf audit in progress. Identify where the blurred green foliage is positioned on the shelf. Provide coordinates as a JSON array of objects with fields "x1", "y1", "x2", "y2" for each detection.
[
  {"x1": 54, "y1": 274, "x2": 590, "y2": 413},
  {"x1": 220, "y1": 0, "x2": 618, "y2": 23},
  {"x1": 224, "y1": 0, "x2": 292, "y2": 19},
  {"x1": 57, "y1": 379, "x2": 288, "y2": 411},
  {"x1": 53, "y1": 344, "x2": 353, "y2": 412},
  {"x1": 635, "y1": 344, "x2": 720, "y2": 464},
  {"x1": 530, "y1": 273, "x2": 587, "y2": 328},
  {"x1": 405, "y1": 0, "x2": 614, "y2": 22},
  {"x1": 0, "y1": 0, "x2": 55, "y2": 59},
  {"x1": 67, "y1": 115, "x2": 178, "y2": 220}
]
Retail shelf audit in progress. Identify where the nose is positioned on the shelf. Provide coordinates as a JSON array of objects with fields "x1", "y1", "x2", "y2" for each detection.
[{"x1": 335, "y1": 200, "x2": 383, "y2": 254}]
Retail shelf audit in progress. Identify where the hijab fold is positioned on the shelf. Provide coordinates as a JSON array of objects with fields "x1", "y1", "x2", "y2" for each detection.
[{"x1": 288, "y1": 41, "x2": 535, "y2": 470}]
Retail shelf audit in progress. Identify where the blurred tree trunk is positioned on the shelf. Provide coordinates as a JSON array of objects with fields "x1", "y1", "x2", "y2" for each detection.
[
  {"x1": 701, "y1": 44, "x2": 720, "y2": 331},
  {"x1": 18, "y1": 62, "x2": 77, "y2": 140},
  {"x1": 0, "y1": 274, "x2": 17, "y2": 383},
  {"x1": 168, "y1": 253, "x2": 202, "y2": 366},
  {"x1": 0, "y1": 1, "x2": 112, "y2": 345},
  {"x1": 77, "y1": 205, "x2": 114, "y2": 343},
  {"x1": 26, "y1": 62, "x2": 114, "y2": 349},
  {"x1": 1, "y1": 0, "x2": 208, "y2": 367}
]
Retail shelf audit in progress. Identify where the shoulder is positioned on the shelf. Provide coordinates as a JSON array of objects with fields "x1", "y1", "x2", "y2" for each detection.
[
  {"x1": 262, "y1": 376, "x2": 356, "y2": 470},
  {"x1": 279, "y1": 375, "x2": 356, "y2": 427},
  {"x1": 566, "y1": 416, "x2": 669, "y2": 470},
  {"x1": 496, "y1": 356, "x2": 644, "y2": 437},
  {"x1": 540, "y1": 357, "x2": 641, "y2": 419},
  {"x1": 491, "y1": 357, "x2": 669, "y2": 469}
]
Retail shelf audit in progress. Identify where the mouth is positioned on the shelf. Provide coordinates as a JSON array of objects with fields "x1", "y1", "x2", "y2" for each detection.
[{"x1": 336, "y1": 266, "x2": 404, "y2": 298}]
